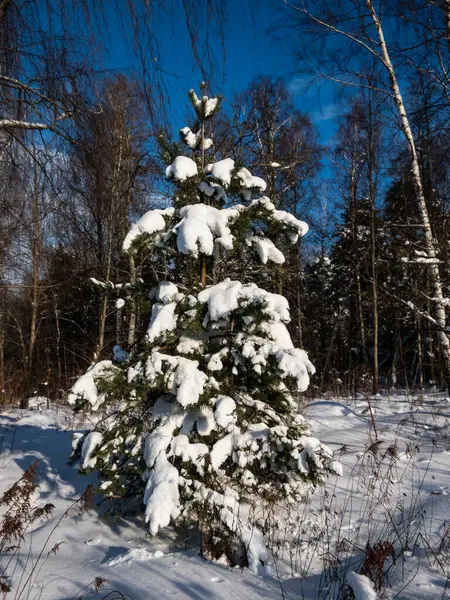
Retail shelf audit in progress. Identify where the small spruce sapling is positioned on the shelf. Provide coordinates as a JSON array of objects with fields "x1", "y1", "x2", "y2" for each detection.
[{"x1": 68, "y1": 83, "x2": 341, "y2": 573}]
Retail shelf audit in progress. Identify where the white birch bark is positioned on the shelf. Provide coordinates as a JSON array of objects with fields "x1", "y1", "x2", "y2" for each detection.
[{"x1": 367, "y1": 0, "x2": 450, "y2": 389}]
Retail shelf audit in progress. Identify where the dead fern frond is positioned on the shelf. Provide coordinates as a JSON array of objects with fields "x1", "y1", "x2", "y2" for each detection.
[
  {"x1": 93, "y1": 577, "x2": 108, "y2": 591},
  {"x1": 0, "y1": 577, "x2": 11, "y2": 594},
  {"x1": 360, "y1": 540, "x2": 394, "y2": 592},
  {"x1": 47, "y1": 541, "x2": 66, "y2": 557},
  {"x1": 32, "y1": 503, "x2": 55, "y2": 521}
]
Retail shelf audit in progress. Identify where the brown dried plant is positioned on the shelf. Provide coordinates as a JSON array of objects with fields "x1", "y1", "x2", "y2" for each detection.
[{"x1": 0, "y1": 461, "x2": 95, "y2": 597}]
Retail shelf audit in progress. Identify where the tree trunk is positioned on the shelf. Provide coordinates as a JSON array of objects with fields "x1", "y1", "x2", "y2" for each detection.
[
  {"x1": 53, "y1": 292, "x2": 62, "y2": 393},
  {"x1": 356, "y1": 267, "x2": 368, "y2": 365},
  {"x1": 95, "y1": 225, "x2": 113, "y2": 360},
  {"x1": 22, "y1": 157, "x2": 40, "y2": 408},
  {"x1": 367, "y1": 88, "x2": 379, "y2": 394},
  {"x1": 127, "y1": 253, "x2": 137, "y2": 348},
  {"x1": 444, "y1": 0, "x2": 450, "y2": 45},
  {"x1": 94, "y1": 139, "x2": 124, "y2": 360},
  {"x1": 367, "y1": 0, "x2": 450, "y2": 393},
  {"x1": 295, "y1": 249, "x2": 304, "y2": 348},
  {"x1": 349, "y1": 167, "x2": 366, "y2": 385},
  {"x1": 0, "y1": 303, "x2": 4, "y2": 404},
  {"x1": 417, "y1": 314, "x2": 423, "y2": 389}
]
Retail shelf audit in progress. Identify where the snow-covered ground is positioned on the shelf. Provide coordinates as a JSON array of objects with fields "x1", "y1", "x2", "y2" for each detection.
[{"x1": 1, "y1": 393, "x2": 450, "y2": 599}]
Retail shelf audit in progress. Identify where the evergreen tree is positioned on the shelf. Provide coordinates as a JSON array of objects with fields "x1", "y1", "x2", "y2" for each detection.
[{"x1": 68, "y1": 85, "x2": 340, "y2": 572}]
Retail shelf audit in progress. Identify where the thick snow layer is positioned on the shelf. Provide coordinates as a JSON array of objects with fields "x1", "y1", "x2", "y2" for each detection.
[
  {"x1": 196, "y1": 406, "x2": 216, "y2": 435},
  {"x1": 144, "y1": 453, "x2": 180, "y2": 535},
  {"x1": 155, "y1": 281, "x2": 180, "y2": 304},
  {"x1": 213, "y1": 395, "x2": 236, "y2": 428},
  {"x1": 236, "y1": 167, "x2": 267, "y2": 192},
  {"x1": 292, "y1": 435, "x2": 337, "y2": 475},
  {"x1": 241, "y1": 525, "x2": 268, "y2": 576},
  {"x1": 176, "y1": 333, "x2": 205, "y2": 355},
  {"x1": 180, "y1": 126, "x2": 198, "y2": 148},
  {"x1": 262, "y1": 322, "x2": 294, "y2": 349},
  {"x1": 4, "y1": 393, "x2": 450, "y2": 599},
  {"x1": 146, "y1": 352, "x2": 208, "y2": 407},
  {"x1": 198, "y1": 280, "x2": 290, "y2": 325},
  {"x1": 168, "y1": 435, "x2": 208, "y2": 474},
  {"x1": 177, "y1": 212, "x2": 213, "y2": 255},
  {"x1": 207, "y1": 347, "x2": 229, "y2": 371},
  {"x1": 67, "y1": 360, "x2": 113, "y2": 410},
  {"x1": 146, "y1": 302, "x2": 177, "y2": 343},
  {"x1": 144, "y1": 413, "x2": 183, "y2": 469},
  {"x1": 205, "y1": 96, "x2": 219, "y2": 117},
  {"x1": 123, "y1": 208, "x2": 173, "y2": 251},
  {"x1": 346, "y1": 572, "x2": 377, "y2": 600},
  {"x1": 180, "y1": 127, "x2": 213, "y2": 150},
  {"x1": 205, "y1": 158, "x2": 235, "y2": 186},
  {"x1": 166, "y1": 156, "x2": 198, "y2": 181},
  {"x1": 248, "y1": 235, "x2": 285, "y2": 264},
  {"x1": 209, "y1": 424, "x2": 270, "y2": 472},
  {"x1": 80, "y1": 431, "x2": 103, "y2": 470},
  {"x1": 273, "y1": 209, "x2": 309, "y2": 241},
  {"x1": 107, "y1": 548, "x2": 165, "y2": 566},
  {"x1": 16, "y1": 411, "x2": 55, "y2": 429},
  {"x1": 248, "y1": 197, "x2": 309, "y2": 242},
  {"x1": 126, "y1": 190, "x2": 308, "y2": 265},
  {"x1": 276, "y1": 348, "x2": 315, "y2": 391},
  {"x1": 176, "y1": 204, "x2": 233, "y2": 257},
  {"x1": 237, "y1": 335, "x2": 314, "y2": 390},
  {"x1": 198, "y1": 280, "x2": 242, "y2": 322},
  {"x1": 189, "y1": 90, "x2": 219, "y2": 119},
  {"x1": 189, "y1": 90, "x2": 202, "y2": 115},
  {"x1": 220, "y1": 204, "x2": 245, "y2": 221}
]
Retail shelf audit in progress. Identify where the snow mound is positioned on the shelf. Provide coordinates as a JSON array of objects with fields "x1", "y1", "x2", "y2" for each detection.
[
  {"x1": 347, "y1": 572, "x2": 377, "y2": 600},
  {"x1": 176, "y1": 203, "x2": 233, "y2": 256},
  {"x1": 198, "y1": 279, "x2": 290, "y2": 325},
  {"x1": 155, "y1": 281, "x2": 180, "y2": 304},
  {"x1": 273, "y1": 209, "x2": 309, "y2": 241},
  {"x1": 249, "y1": 197, "x2": 309, "y2": 242},
  {"x1": 248, "y1": 235, "x2": 285, "y2": 264},
  {"x1": 123, "y1": 208, "x2": 173, "y2": 251},
  {"x1": 205, "y1": 158, "x2": 235, "y2": 186},
  {"x1": 166, "y1": 156, "x2": 198, "y2": 181},
  {"x1": 146, "y1": 352, "x2": 209, "y2": 407},
  {"x1": 189, "y1": 90, "x2": 220, "y2": 119},
  {"x1": 236, "y1": 167, "x2": 267, "y2": 191},
  {"x1": 180, "y1": 127, "x2": 213, "y2": 150},
  {"x1": 80, "y1": 431, "x2": 103, "y2": 470},
  {"x1": 16, "y1": 412, "x2": 55, "y2": 429},
  {"x1": 146, "y1": 302, "x2": 177, "y2": 343},
  {"x1": 213, "y1": 396, "x2": 236, "y2": 428},
  {"x1": 27, "y1": 396, "x2": 49, "y2": 410},
  {"x1": 68, "y1": 360, "x2": 114, "y2": 410},
  {"x1": 144, "y1": 453, "x2": 180, "y2": 535},
  {"x1": 107, "y1": 548, "x2": 165, "y2": 566}
]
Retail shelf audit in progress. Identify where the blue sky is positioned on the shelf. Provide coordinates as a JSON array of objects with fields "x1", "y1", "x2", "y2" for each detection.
[{"x1": 100, "y1": 0, "x2": 341, "y2": 146}]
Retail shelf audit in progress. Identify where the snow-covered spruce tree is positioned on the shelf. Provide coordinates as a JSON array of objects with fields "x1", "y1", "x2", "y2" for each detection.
[{"x1": 68, "y1": 84, "x2": 341, "y2": 573}]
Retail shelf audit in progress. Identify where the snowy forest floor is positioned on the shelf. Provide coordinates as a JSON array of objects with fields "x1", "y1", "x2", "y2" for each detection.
[{"x1": 1, "y1": 393, "x2": 450, "y2": 599}]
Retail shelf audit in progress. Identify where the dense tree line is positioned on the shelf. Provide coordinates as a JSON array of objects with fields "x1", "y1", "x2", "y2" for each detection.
[{"x1": 3, "y1": 0, "x2": 450, "y2": 403}]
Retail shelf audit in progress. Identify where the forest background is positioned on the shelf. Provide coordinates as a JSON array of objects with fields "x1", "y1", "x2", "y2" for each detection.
[{"x1": 2, "y1": 0, "x2": 450, "y2": 404}]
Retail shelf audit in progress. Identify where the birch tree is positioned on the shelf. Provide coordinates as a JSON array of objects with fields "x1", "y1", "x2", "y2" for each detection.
[{"x1": 283, "y1": 0, "x2": 450, "y2": 392}]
